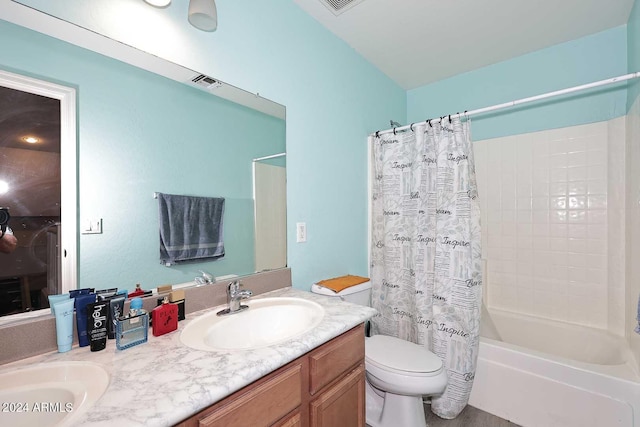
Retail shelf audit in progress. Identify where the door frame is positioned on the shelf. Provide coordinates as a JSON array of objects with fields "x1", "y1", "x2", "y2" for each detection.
[{"x1": 0, "y1": 69, "x2": 77, "y2": 305}]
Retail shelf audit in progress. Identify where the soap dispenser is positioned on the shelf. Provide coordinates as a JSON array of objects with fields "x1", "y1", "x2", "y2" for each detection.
[{"x1": 152, "y1": 297, "x2": 178, "y2": 337}]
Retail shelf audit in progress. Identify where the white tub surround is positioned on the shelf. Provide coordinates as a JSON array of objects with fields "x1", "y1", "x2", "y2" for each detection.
[
  {"x1": 626, "y1": 93, "x2": 640, "y2": 374},
  {"x1": 0, "y1": 288, "x2": 377, "y2": 427},
  {"x1": 474, "y1": 118, "x2": 626, "y2": 332},
  {"x1": 471, "y1": 308, "x2": 640, "y2": 427}
]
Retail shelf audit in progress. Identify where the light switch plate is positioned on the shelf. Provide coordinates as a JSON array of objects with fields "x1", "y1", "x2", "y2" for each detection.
[
  {"x1": 296, "y1": 222, "x2": 307, "y2": 243},
  {"x1": 82, "y1": 218, "x2": 102, "y2": 234}
]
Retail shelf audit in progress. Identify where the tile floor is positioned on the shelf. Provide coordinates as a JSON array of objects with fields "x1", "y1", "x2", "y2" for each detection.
[{"x1": 424, "y1": 404, "x2": 521, "y2": 427}]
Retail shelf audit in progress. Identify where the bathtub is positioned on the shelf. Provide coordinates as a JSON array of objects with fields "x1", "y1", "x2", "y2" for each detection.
[{"x1": 469, "y1": 307, "x2": 640, "y2": 427}]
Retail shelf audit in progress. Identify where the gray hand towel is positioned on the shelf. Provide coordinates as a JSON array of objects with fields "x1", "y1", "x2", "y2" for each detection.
[{"x1": 157, "y1": 192, "x2": 225, "y2": 265}]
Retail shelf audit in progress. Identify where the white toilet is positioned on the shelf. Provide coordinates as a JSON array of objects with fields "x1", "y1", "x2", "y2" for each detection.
[{"x1": 311, "y1": 281, "x2": 448, "y2": 427}]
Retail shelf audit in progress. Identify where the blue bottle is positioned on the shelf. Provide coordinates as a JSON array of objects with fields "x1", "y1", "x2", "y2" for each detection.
[{"x1": 116, "y1": 297, "x2": 149, "y2": 350}]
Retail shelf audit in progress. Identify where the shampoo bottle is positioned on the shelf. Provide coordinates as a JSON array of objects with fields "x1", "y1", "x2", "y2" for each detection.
[{"x1": 152, "y1": 297, "x2": 178, "y2": 337}]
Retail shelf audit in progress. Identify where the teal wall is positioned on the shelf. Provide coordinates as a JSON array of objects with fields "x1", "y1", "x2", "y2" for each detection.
[
  {"x1": 408, "y1": 26, "x2": 629, "y2": 141},
  {"x1": 629, "y1": 0, "x2": 640, "y2": 108},
  {"x1": 14, "y1": 0, "x2": 633, "y2": 291},
  {"x1": 0, "y1": 20, "x2": 286, "y2": 290},
  {"x1": 9, "y1": 0, "x2": 406, "y2": 290}
]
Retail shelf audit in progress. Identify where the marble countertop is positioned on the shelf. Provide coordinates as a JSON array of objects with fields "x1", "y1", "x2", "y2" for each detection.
[{"x1": 0, "y1": 287, "x2": 376, "y2": 427}]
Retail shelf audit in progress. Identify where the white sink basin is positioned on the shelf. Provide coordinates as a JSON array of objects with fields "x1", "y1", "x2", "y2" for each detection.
[
  {"x1": 0, "y1": 361, "x2": 109, "y2": 427},
  {"x1": 181, "y1": 297, "x2": 325, "y2": 351}
]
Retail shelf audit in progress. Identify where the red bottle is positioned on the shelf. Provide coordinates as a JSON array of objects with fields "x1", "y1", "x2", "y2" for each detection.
[
  {"x1": 128, "y1": 283, "x2": 145, "y2": 298},
  {"x1": 152, "y1": 297, "x2": 178, "y2": 337}
]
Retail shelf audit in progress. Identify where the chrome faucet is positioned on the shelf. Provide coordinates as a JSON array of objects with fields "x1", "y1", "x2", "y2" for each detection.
[
  {"x1": 217, "y1": 280, "x2": 252, "y2": 316},
  {"x1": 194, "y1": 270, "x2": 215, "y2": 285}
]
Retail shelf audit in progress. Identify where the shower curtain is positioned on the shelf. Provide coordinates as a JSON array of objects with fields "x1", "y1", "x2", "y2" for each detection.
[{"x1": 369, "y1": 117, "x2": 483, "y2": 419}]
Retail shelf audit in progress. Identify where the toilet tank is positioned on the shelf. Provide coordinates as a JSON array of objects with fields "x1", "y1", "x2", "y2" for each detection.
[{"x1": 310, "y1": 281, "x2": 372, "y2": 307}]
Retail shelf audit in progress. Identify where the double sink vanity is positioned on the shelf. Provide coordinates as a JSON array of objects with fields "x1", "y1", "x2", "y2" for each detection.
[{"x1": 0, "y1": 274, "x2": 376, "y2": 427}]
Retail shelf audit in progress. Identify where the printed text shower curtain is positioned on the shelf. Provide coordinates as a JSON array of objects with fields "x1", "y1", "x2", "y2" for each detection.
[{"x1": 370, "y1": 118, "x2": 483, "y2": 419}]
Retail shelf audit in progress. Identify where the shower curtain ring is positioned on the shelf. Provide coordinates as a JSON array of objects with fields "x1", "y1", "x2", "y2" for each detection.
[
  {"x1": 393, "y1": 127, "x2": 397, "y2": 135},
  {"x1": 428, "y1": 119, "x2": 432, "y2": 127},
  {"x1": 375, "y1": 130, "x2": 380, "y2": 138},
  {"x1": 448, "y1": 114, "x2": 452, "y2": 123},
  {"x1": 410, "y1": 123, "x2": 415, "y2": 132}
]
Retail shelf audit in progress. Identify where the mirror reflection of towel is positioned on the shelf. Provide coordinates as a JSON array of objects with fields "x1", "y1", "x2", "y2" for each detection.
[{"x1": 157, "y1": 192, "x2": 225, "y2": 265}]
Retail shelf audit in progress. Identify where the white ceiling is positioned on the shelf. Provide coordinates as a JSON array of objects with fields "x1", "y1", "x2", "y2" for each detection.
[{"x1": 294, "y1": 0, "x2": 635, "y2": 90}]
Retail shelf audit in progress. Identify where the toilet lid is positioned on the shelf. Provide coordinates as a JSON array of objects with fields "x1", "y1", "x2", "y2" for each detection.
[{"x1": 365, "y1": 335, "x2": 443, "y2": 373}]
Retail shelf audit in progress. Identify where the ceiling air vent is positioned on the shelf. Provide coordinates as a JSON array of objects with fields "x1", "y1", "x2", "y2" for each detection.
[
  {"x1": 190, "y1": 74, "x2": 222, "y2": 91},
  {"x1": 319, "y1": 0, "x2": 368, "y2": 16}
]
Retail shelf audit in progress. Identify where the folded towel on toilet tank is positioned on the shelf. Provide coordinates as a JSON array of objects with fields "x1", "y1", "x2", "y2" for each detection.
[{"x1": 315, "y1": 275, "x2": 370, "y2": 293}]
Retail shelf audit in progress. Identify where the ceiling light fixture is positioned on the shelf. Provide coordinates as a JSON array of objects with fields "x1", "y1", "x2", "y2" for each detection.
[
  {"x1": 0, "y1": 181, "x2": 8, "y2": 194},
  {"x1": 21, "y1": 136, "x2": 40, "y2": 144},
  {"x1": 188, "y1": 0, "x2": 217, "y2": 32},
  {"x1": 144, "y1": 0, "x2": 171, "y2": 7}
]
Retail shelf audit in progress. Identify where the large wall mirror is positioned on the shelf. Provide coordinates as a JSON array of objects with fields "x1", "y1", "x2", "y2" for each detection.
[{"x1": 0, "y1": 2, "x2": 286, "y2": 321}]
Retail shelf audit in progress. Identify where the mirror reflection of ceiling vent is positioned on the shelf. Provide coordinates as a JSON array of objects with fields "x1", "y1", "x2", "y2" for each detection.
[
  {"x1": 319, "y1": 0, "x2": 368, "y2": 15},
  {"x1": 190, "y1": 74, "x2": 222, "y2": 90}
]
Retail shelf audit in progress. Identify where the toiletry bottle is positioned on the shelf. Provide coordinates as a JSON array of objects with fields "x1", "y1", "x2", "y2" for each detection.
[
  {"x1": 52, "y1": 298, "x2": 75, "y2": 353},
  {"x1": 48, "y1": 293, "x2": 69, "y2": 315},
  {"x1": 152, "y1": 297, "x2": 178, "y2": 337},
  {"x1": 69, "y1": 288, "x2": 95, "y2": 298},
  {"x1": 75, "y1": 293, "x2": 97, "y2": 347},
  {"x1": 87, "y1": 301, "x2": 108, "y2": 352},
  {"x1": 129, "y1": 297, "x2": 144, "y2": 316},
  {"x1": 96, "y1": 288, "x2": 118, "y2": 300},
  {"x1": 108, "y1": 296, "x2": 126, "y2": 339},
  {"x1": 128, "y1": 283, "x2": 145, "y2": 298},
  {"x1": 116, "y1": 297, "x2": 149, "y2": 350},
  {"x1": 169, "y1": 289, "x2": 186, "y2": 321}
]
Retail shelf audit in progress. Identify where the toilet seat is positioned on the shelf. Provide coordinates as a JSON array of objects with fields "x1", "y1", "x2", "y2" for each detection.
[{"x1": 365, "y1": 335, "x2": 443, "y2": 378}]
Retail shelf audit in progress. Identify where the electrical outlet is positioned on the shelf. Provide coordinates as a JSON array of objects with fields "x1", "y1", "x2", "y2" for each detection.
[{"x1": 296, "y1": 222, "x2": 307, "y2": 243}]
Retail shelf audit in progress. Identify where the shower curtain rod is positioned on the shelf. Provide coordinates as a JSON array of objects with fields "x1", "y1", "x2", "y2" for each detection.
[{"x1": 372, "y1": 71, "x2": 640, "y2": 137}]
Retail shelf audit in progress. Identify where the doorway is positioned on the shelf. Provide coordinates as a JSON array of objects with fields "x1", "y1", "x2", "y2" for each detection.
[{"x1": 0, "y1": 70, "x2": 76, "y2": 318}]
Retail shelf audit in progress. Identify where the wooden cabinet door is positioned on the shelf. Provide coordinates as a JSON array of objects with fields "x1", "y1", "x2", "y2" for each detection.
[
  {"x1": 273, "y1": 411, "x2": 302, "y2": 427},
  {"x1": 309, "y1": 324, "x2": 364, "y2": 395},
  {"x1": 309, "y1": 364, "x2": 365, "y2": 427},
  {"x1": 175, "y1": 324, "x2": 366, "y2": 427}
]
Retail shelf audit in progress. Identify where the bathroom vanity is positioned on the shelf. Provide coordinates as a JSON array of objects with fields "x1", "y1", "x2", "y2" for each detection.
[
  {"x1": 0, "y1": 286, "x2": 376, "y2": 427},
  {"x1": 177, "y1": 324, "x2": 365, "y2": 427}
]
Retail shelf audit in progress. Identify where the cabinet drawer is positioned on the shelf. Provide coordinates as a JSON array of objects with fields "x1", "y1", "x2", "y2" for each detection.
[
  {"x1": 199, "y1": 363, "x2": 302, "y2": 427},
  {"x1": 309, "y1": 324, "x2": 364, "y2": 395}
]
